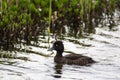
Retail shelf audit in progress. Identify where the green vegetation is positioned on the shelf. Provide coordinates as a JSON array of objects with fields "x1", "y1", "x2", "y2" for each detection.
[{"x1": 0, "y1": 0, "x2": 120, "y2": 51}]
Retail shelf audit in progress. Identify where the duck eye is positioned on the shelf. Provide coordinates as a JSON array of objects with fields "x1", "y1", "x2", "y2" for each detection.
[{"x1": 55, "y1": 44, "x2": 58, "y2": 47}]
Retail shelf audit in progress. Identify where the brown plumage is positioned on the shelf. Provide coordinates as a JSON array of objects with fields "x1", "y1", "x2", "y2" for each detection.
[{"x1": 48, "y1": 41, "x2": 95, "y2": 65}]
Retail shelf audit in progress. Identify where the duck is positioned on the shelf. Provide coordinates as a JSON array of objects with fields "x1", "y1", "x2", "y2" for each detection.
[{"x1": 48, "y1": 41, "x2": 95, "y2": 65}]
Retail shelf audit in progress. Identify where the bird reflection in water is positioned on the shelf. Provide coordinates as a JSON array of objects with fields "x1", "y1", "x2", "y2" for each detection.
[{"x1": 53, "y1": 64, "x2": 63, "y2": 78}]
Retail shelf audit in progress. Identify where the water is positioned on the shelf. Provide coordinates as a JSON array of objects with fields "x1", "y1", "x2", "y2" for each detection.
[{"x1": 0, "y1": 25, "x2": 120, "y2": 80}]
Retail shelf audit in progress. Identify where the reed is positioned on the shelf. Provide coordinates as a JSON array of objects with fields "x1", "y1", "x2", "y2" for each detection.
[
  {"x1": 0, "y1": 0, "x2": 120, "y2": 52},
  {"x1": 48, "y1": 0, "x2": 52, "y2": 48}
]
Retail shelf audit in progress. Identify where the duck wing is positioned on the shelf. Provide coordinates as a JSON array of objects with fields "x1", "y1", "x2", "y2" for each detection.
[
  {"x1": 64, "y1": 54, "x2": 95, "y2": 65},
  {"x1": 64, "y1": 53, "x2": 85, "y2": 60}
]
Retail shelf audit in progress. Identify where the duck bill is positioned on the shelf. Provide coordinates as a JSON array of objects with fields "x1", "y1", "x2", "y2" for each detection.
[{"x1": 48, "y1": 46, "x2": 55, "y2": 51}]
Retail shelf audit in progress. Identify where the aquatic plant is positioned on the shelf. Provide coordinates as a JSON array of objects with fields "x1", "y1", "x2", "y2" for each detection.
[{"x1": 0, "y1": 0, "x2": 120, "y2": 52}]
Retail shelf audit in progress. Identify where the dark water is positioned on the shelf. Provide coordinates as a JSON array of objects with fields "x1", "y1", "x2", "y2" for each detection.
[{"x1": 0, "y1": 25, "x2": 120, "y2": 80}]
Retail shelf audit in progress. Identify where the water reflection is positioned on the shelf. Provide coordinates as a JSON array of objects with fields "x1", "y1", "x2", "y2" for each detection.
[{"x1": 53, "y1": 64, "x2": 63, "y2": 78}]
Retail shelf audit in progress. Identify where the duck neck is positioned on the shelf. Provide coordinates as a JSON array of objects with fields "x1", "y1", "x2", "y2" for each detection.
[{"x1": 56, "y1": 51, "x2": 63, "y2": 57}]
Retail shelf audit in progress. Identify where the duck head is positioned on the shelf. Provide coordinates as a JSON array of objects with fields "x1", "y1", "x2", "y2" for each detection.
[{"x1": 48, "y1": 41, "x2": 64, "y2": 54}]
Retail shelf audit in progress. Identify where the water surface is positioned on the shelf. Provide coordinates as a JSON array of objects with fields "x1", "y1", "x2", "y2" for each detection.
[{"x1": 0, "y1": 25, "x2": 120, "y2": 80}]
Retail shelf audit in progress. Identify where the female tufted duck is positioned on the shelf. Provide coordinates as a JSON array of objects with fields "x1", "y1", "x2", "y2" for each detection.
[{"x1": 48, "y1": 41, "x2": 95, "y2": 65}]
